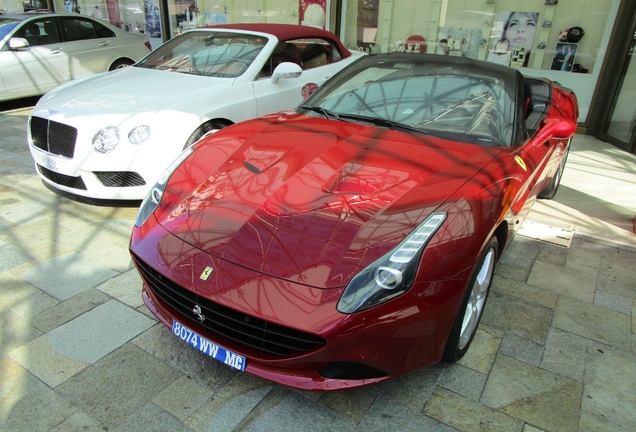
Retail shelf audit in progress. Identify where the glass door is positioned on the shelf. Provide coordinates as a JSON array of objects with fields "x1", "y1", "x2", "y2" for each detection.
[
  {"x1": 595, "y1": 1, "x2": 636, "y2": 153},
  {"x1": 603, "y1": 27, "x2": 636, "y2": 152}
]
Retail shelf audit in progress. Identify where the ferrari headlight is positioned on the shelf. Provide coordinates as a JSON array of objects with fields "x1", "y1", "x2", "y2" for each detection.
[
  {"x1": 92, "y1": 127, "x2": 120, "y2": 153},
  {"x1": 128, "y1": 125, "x2": 151, "y2": 144},
  {"x1": 135, "y1": 146, "x2": 194, "y2": 227},
  {"x1": 337, "y1": 212, "x2": 446, "y2": 314}
]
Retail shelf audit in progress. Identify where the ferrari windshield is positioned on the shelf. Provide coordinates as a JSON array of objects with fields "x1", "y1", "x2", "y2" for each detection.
[
  {"x1": 301, "y1": 56, "x2": 518, "y2": 147},
  {"x1": 137, "y1": 31, "x2": 268, "y2": 78}
]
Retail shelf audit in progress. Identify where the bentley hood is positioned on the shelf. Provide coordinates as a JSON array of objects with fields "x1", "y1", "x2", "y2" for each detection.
[
  {"x1": 153, "y1": 113, "x2": 502, "y2": 289},
  {"x1": 34, "y1": 66, "x2": 233, "y2": 116}
]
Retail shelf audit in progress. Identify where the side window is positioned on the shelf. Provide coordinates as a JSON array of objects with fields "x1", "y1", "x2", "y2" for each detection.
[
  {"x1": 259, "y1": 38, "x2": 342, "y2": 78},
  {"x1": 93, "y1": 21, "x2": 116, "y2": 39},
  {"x1": 60, "y1": 18, "x2": 114, "y2": 42},
  {"x1": 15, "y1": 19, "x2": 60, "y2": 46}
]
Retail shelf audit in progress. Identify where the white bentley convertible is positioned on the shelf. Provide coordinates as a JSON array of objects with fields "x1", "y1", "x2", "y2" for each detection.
[{"x1": 27, "y1": 23, "x2": 364, "y2": 200}]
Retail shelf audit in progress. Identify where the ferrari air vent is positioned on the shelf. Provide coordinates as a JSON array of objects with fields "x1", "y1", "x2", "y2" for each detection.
[{"x1": 132, "y1": 254, "x2": 326, "y2": 358}]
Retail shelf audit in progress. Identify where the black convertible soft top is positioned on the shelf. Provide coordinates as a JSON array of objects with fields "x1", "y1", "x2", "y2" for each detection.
[{"x1": 312, "y1": 52, "x2": 532, "y2": 147}]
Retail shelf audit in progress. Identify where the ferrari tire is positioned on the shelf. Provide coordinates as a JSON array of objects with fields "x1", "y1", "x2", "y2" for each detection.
[
  {"x1": 183, "y1": 121, "x2": 230, "y2": 149},
  {"x1": 539, "y1": 144, "x2": 570, "y2": 199},
  {"x1": 442, "y1": 236, "x2": 498, "y2": 362}
]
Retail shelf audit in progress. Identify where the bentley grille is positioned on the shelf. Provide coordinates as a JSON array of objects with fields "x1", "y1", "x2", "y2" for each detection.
[
  {"x1": 30, "y1": 116, "x2": 78, "y2": 158},
  {"x1": 132, "y1": 254, "x2": 326, "y2": 357}
]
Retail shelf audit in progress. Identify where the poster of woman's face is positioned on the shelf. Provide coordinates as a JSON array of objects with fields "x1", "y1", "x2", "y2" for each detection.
[
  {"x1": 492, "y1": 11, "x2": 538, "y2": 67},
  {"x1": 503, "y1": 11, "x2": 538, "y2": 52}
]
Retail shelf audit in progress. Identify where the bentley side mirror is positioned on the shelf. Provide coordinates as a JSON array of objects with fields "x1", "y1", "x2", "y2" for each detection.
[{"x1": 271, "y1": 62, "x2": 302, "y2": 84}]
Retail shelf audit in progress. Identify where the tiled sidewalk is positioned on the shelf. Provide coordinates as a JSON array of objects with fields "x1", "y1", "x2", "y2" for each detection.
[{"x1": 1, "y1": 105, "x2": 635, "y2": 431}]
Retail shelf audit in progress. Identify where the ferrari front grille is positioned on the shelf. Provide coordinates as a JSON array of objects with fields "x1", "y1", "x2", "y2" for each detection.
[
  {"x1": 94, "y1": 171, "x2": 146, "y2": 188},
  {"x1": 37, "y1": 164, "x2": 87, "y2": 190},
  {"x1": 30, "y1": 116, "x2": 77, "y2": 158},
  {"x1": 132, "y1": 254, "x2": 326, "y2": 357}
]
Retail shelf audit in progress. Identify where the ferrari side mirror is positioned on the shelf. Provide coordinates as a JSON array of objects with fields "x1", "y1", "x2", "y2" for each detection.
[
  {"x1": 271, "y1": 62, "x2": 302, "y2": 84},
  {"x1": 537, "y1": 119, "x2": 577, "y2": 140}
]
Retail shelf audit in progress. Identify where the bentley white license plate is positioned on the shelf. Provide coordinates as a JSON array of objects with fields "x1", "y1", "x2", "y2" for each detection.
[
  {"x1": 171, "y1": 320, "x2": 246, "y2": 371},
  {"x1": 34, "y1": 152, "x2": 66, "y2": 174}
]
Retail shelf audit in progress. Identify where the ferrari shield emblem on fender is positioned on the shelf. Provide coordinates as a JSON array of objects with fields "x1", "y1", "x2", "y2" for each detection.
[
  {"x1": 200, "y1": 266, "x2": 214, "y2": 280},
  {"x1": 514, "y1": 155, "x2": 527, "y2": 171}
]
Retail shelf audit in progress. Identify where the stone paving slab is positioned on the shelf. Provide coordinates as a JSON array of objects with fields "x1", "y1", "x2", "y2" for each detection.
[{"x1": 0, "y1": 106, "x2": 635, "y2": 431}]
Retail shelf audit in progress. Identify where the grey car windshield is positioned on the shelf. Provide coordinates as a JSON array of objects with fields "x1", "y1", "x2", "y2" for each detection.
[
  {"x1": 137, "y1": 31, "x2": 268, "y2": 78},
  {"x1": 302, "y1": 58, "x2": 516, "y2": 147},
  {"x1": 0, "y1": 19, "x2": 21, "y2": 40}
]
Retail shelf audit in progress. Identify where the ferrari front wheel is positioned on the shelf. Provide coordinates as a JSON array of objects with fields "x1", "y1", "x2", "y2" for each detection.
[{"x1": 443, "y1": 236, "x2": 498, "y2": 362}]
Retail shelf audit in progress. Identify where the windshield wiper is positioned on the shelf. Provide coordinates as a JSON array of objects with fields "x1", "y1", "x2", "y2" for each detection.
[
  {"x1": 336, "y1": 113, "x2": 429, "y2": 135},
  {"x1": 301, "y1": 106, "x2": 429, "y2": 135},
  {"x1": 300, "y1": 105, "x2": 340, "y2": 120}
]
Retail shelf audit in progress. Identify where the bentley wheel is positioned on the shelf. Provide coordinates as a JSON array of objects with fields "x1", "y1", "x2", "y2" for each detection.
[
  {"x1": 443, "y1": 236, "x2": 498, "y2": 362},
  {"x1": 183, "y1": 121, "x2": 230, "y2": 149}
]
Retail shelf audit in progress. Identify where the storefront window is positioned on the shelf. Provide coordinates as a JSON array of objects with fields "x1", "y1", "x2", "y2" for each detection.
[
  {"x1": 340, "y1": 0, "x2": 620, "y2": 122},
  {"x1": 49, "y1": 0, "x2": 146, "y2": 33},
  {"x1": 166, "y1": 1, "x2": 330, "y2": 38}
]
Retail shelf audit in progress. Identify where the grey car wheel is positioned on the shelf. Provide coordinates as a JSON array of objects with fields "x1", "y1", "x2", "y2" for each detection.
[{"x1": 109, "y1": 59, "x2": 135, "y2": 71}]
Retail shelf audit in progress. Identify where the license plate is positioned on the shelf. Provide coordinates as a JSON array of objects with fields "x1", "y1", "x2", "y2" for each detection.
[
  {"x1": 171, "y1": 320, "x2": 246, "y2": 371},
  {"x1": 34, "y1": 152, "x2": 64, "y2": 174},
  {"x1": 40, "y1": 155, "x2": 59, "y2": 172}
]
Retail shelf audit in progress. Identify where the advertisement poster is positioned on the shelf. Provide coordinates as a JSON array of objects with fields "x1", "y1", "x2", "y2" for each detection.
[
  {"x1": 438, "y1": 27, "x2": 482, "y2": 58},
  {"x1": 551, "y1": 42, "x2": 578, "y2": 71},
  {"x1": 145, "y1": 0, "x2": 161, "y2": 38},
  {"x1": 300, "y1": 0, "x2": 327, "y2": 29},
  {"x1": 488, "y1": 11, "x2": 538, "y2": 67},
  {"x1": 105, "y1": 0, "x2": 122, "y2": 27}
]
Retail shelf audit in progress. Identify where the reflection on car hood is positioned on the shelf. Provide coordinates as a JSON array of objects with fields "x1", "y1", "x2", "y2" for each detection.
[
  {"x1": 155, "y1": 113, "x2": 502, "y2": 289},
  {"x1": 35, "y1": 67, "x2": 232, "y2": 115}
]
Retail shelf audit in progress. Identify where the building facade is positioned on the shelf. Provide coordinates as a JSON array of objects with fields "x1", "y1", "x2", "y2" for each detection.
[{"x1": 5, "y1": 0, "x2": 635, "y2": 153}]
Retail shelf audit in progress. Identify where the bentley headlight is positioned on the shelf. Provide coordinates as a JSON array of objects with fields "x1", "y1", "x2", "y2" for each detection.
[
  {"x1": 128, "y1": 125, "x2": 151, "y2": 144},
  {"x1": 337, "y1": 212, "x2": 446, "y2": 314},
  {"x1": 92, "y1": 127, "x2": 120, "y2": 153},
  {"x1": 135, "y1": 146, "x2": 194, "y2": 227}
]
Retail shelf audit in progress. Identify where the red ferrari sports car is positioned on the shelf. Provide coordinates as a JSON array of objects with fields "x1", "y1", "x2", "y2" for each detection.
[{"x1": 130, "y1": 53, "x2": 578, "y2": 390}]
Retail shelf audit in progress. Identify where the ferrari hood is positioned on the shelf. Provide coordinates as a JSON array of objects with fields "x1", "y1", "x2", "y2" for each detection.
[
  {"x1": 155, "y1": 114, "x2": 502, "y2": 289},
  {"x1": 35, "y1": 67, "x2": 232, "y2": 115}
]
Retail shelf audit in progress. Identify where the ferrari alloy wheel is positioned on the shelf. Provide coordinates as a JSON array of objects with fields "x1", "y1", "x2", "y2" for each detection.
[{"x1": 443, "y1": 236, "x2": 498, "y2": 362}]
